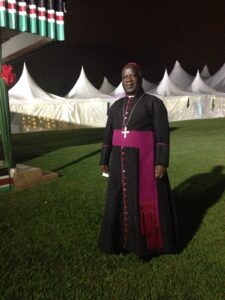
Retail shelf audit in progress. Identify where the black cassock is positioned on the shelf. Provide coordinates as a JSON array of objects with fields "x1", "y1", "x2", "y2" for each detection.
[{"x1": 99, "y1": 90, "x2": 176, "y2": 257}]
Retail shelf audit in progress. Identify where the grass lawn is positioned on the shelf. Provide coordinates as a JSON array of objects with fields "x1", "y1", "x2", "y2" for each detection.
[{"x1": 0, "y1": 118, "x2": 225, "y2": 300}]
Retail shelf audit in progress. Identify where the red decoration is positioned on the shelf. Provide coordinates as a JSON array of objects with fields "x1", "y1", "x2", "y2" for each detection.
[{"x1": 0, "y1": 64, "x2": 16, "y2": 87}]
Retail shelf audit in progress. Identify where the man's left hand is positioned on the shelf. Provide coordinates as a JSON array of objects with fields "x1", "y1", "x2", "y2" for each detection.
[{"x1": 155, "y1": 165, "x2": 167, "y2": 179}]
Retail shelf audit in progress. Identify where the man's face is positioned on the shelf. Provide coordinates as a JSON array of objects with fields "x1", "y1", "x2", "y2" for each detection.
[{"x1": 122, "y1": 66, "x2": 142, "y2": 95}]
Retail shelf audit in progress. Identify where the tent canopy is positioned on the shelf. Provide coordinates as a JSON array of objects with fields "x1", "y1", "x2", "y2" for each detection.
[
  {"x1": 206, "y1": 63, "x2": 225, "y2": 92},
  {"x1": 148, "y1": 70, "x2": 191, "y2": 97},
  {"x1": 99, "y1": 77, "x2": 115, "y2": 94},
  {"x1": 187, "y1": 71, "x2": 224, "y2": 95},
  {"x1": 9, "y1": 63, "x2": 56, "y2": 102},
  {"x1": 201, "y1": 65, "x2": 211, "y2": 78},
  {"x1": 67, "y1": 67, "x2": 114, "y2": 100},
  {"x1": 169, "y1": 60, "x2": 194, "y2": 90}
]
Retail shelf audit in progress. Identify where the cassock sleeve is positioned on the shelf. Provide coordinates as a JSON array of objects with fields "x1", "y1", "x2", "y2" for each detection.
[
  {"x1": 99, "y1": 109, "x2": 113, "y2": 165},
  {"x1": 152, "y1": 97, "x2": 170, "y2": 167}
]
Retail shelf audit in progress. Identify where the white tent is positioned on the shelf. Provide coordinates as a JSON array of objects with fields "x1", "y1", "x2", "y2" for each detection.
[
  {"x1": 148, "y1": 69, "x2": 225, "y2": 122},
  {"x1": 169, "y1": 61, "x2": 194, "y2": 90},
  {"x1": 142, "y1": 78, "x2": 155, "y2": 91},
  {"x1": 206, "y1": 63, "x2": 225, "y2": 92},
  {"x1": 187, "y1": 71, "x2": 223, "y2": 95},
  {"x1": 99, "y1": 77, "x2": 115, "y2": 94},
  {"x1": 8, "y1": 62, "x2": 225, "y2": 134},
  {"x1": 164, "y1": 71, "x2": 225, "y2": 121},
  {"x1": 148, "y1": 70, "x2": 190, "y2": 97},
  {"x1": 200, "y1": 65, "x2": 211, "y2": 78},
  {"x1": 67, "y1": 67, "x2": 114, "y2": 101},
  {"x1": 9, "y1": 66, "x2": 115, "y2": 133},
  {"x1": 163, "y1": 96, "x2": 193, "y2": 121},
  {"x1": 9, "y1": 63, "x2": 58, "y2": 102},
  {"x1": 111, "y1": 82, "x2": 125, "y2": 99}
]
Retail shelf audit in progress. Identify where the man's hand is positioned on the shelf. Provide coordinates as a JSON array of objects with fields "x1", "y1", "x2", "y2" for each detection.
[
  {"x1": 155, "y1": 165, "x2": 167, "y2": 179},
  {"x1": 100, "y1": 165, "x2": 109, "y2": 173}
]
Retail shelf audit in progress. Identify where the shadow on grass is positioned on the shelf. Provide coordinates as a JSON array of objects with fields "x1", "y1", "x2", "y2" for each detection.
[
  {"x1": 0, "y1": 128, "x2": 104, "y2": 163},
  {"x1": 169, "y1": 127, "x2": 180, "y2": 132},
  {"x1": 173, "y1": 165, "x2": 225, "y2": 252},
  {"x1": 52, "y1": 149, "x2": 101, "y2": 172},
  {"x1": 1, "y1": 128, "x2": 179, "y2": 164}
]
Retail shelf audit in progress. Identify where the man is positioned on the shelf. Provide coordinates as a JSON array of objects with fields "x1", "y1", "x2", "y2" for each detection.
[{"x1": 99, "y1": 63, "x2": 176, "y2": 258}]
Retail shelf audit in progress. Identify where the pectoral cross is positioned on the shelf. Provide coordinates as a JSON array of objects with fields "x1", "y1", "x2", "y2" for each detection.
[{"x1": 122, "y1": 126, "x2": 130, "y2": 138}]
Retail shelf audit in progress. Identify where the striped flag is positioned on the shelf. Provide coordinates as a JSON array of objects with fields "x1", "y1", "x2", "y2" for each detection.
[
  {"x1": 56, "y1": 0, "x2": 65, "y2": 41},
  {"x1": 0, "y1": 168, "x2": 13, "y2": 192},
  {"x1": 18, "y1": 0, "x2": 27, "y2": 32},
  {"x1": 0, "y1": 0, "x2": 7, "y2": 27},
  {"x1": 47, "y1": 0, "x2": 55, "y2": 39},
  {"x1": 28, "y1": 0, "x2": 37, "y2": 33},
  {"x1": 0, "y1": 1, "x2": 65, "y2": 40},
  {"x1": 37, "y1": 0, "x2": 46, "y2": 36},
  {"x1": 7, "y1": 0, "x2": 17, "y2": 29}
]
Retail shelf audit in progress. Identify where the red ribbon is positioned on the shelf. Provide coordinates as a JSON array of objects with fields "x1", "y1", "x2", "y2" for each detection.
[{"x1": 0, "y1": 64, "x2": 16, "y2": 87}]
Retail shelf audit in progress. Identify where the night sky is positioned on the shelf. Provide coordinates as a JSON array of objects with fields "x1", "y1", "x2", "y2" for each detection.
[{"x1": 13, "y1": 0, "x2": 225, "y2": 96}]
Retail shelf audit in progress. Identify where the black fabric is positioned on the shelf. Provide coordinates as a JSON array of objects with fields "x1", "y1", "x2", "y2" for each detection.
[{"x1": 99, "y1": 92, "x2": 176, "y2": 257}]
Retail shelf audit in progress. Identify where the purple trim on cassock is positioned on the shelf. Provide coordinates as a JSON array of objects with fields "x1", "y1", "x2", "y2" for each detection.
[{"x1": 112, "y1": 130, "x2": 164, "y2": 250}]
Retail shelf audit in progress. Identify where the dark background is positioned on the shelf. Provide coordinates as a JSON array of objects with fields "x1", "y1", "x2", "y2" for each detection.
[{"x1": 11, "y1": 0, "x2": 225, "y2": 96}]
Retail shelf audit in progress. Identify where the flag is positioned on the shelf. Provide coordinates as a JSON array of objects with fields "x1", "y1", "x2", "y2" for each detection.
[
  {"x1": 0, "y1": 0, "x2": 7, "y2": 27},
  {"x1": 1, "y1": 1, "x2": 65, "y2": 41},
  {"x1": 47, "y1": 0, "x2": 55, "y2": 39},
  {"x1": 28, "y1": 0, "x2": 37, "y2": 33},
  {"x1": 0, "y1": 76, "x2": 14, "y2": 169},
  {"x1": 18, "y1": 0, "x2": 27, "y2": 31},
  {"x1": 0, "y1": 168, "x2": 13, "y2": 192},
  {"x1": 37, "y1": 0, "x2": 46, "y2": 36},
  {"x1": 56, "y1": 0, "x2": 64, "y2": 41},
  {"x1": 7, "y1": 0, "x2": 17, "y2": 29}
]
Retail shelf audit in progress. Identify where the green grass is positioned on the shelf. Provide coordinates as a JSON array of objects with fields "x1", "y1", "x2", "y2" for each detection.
[{"x1": 0, "y1": 119, "x2": 225, "y2": 300}]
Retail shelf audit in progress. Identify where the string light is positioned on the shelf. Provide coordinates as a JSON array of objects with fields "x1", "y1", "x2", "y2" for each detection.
[{"x1": 20, "y1": 114, "x2": 78, "y2": 132}]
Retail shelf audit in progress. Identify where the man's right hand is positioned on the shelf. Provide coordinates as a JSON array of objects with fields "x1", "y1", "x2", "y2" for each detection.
[{"x1": 100, "y1": 165, "x2": 109, "y2": 173}]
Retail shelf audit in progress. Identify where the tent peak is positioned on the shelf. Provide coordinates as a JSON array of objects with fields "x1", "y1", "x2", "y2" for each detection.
[{"x1": 175, "y1": 60, "x2": 181, "y2": 66}]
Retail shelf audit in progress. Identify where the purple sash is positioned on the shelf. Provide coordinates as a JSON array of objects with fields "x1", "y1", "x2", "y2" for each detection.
[{"x1": 113, "y1": 130, "x2": 164, "y2": 250}]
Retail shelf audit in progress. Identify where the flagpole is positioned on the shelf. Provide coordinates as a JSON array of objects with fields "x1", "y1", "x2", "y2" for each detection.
[
  {"x1": 0, "y1": 40, "x2": 14, "y2": 170},
  {"x1": 0, "y1": 42, "x2": 2, "y2": 71},
  {"x1": 0, "y1": 25, "x2": 3, "y2": 69}
]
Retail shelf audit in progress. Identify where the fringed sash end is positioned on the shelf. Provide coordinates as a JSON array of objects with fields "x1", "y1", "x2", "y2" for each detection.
[{"x1": 140, "y1": 203, "x2": 164, "y2": 250}]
